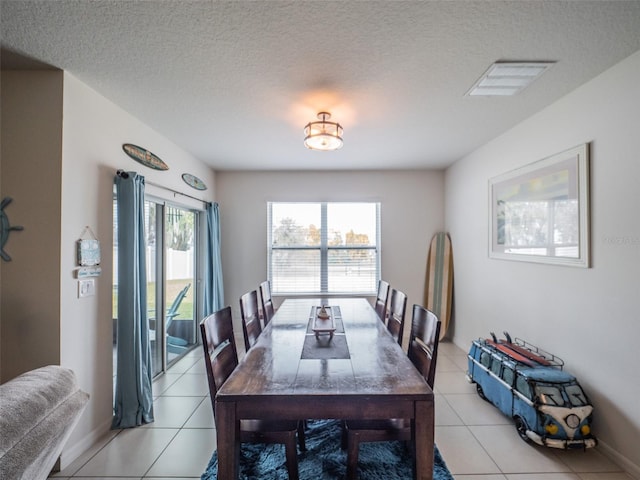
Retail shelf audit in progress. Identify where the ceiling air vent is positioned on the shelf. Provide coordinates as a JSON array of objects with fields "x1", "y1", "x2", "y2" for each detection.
[{"x1": 466, "y1": 62, "x2": 555, "y2": 96}]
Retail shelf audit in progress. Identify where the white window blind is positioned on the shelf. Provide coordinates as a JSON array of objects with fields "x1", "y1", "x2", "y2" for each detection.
[{"x1": 267, "y1": 202, "x2": 380, "y2": 295}]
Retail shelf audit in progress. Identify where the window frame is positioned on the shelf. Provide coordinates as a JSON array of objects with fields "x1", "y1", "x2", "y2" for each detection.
[{"x1": 267, "y1": 201, "x2": 381, "y2": 296}]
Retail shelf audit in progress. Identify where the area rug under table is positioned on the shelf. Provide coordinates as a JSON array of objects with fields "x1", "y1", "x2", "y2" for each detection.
[{"x1": 202, "y1": 419, "x2": 454, "y2": 480}]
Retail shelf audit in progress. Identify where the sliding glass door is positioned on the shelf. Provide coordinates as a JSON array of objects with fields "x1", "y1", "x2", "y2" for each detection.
[
  {"x1": 113, "y1": 190, "x2": 203, "y2": 390},
  {"x1": 145, "y1": 201, "x2": 199, "y2": 376}
]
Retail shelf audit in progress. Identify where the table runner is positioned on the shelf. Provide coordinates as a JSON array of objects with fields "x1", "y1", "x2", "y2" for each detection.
[{"x1": 301, "y1": 334, "x2": 350, "y2": 359}]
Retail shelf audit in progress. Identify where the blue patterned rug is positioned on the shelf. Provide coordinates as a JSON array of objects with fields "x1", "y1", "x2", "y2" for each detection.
[{"x1": 202, "y1": 419, "x2": 454, "y2": 480}]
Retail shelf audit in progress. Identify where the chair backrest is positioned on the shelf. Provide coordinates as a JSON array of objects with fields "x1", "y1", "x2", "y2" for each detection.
[
  {"x1": 408, "y1": 304, "x2": 441, "y2": 388},
  {"x1": 200, "y1": 306, "x2": 239, "y2": 417},
  {"x1": 259, "y1": 280, "x2": 275, "y2": 326},
  {"x1": 374, "y1": 279, "x2": 390, "y2": 321},
  {"x1": 166, "y1": 283, "x2": 191, "y2": 330},
  {"x1": 386, "y1": 288, "x2": 407, "y2": 346},
  {"x1": 239, "y1": 290, "x2": 262, "y2": 352}
]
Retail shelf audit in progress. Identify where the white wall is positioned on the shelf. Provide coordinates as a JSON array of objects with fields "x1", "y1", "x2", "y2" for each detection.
[
  {"x1": 4, "y1": 49, "x2": 638, "y2": 474},
  {"x1": 58, "y1": 72, "x2": 217, "y2": 465},
  {"x1": 216, "y1": 170, "x2": 444, "y2": 348},
  {"x1": 445, "y1": 50, "x2": 640, "y2": 474}
]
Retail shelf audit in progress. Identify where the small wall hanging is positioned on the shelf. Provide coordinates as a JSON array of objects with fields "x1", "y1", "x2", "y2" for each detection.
[
  {"x1": 0, "y1": 197, "x2": 24, "y2": 262},
  {"x1": 122, "y1": 143, "x2": 169, "y2": 170},
  {"x1": 182, "y1": 173, "x2": 207, "y2": 190},
  {"x1": 77, "y1": 266, "x2": 102, "y2": 278},
  {"x1": 77, "y1": 226, "x2": 101, "y2": 266}
]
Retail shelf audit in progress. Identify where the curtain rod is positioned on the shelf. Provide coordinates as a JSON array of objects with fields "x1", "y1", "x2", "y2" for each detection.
[{"x1": 116, "y1": 169, "x2": 212, "y2": 206}]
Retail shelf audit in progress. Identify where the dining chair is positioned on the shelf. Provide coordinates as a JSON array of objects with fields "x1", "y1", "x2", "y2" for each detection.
[
  {"x1": 259, "y1": 280, "x2": 275, "y2": 326},
  {"x1": 373, "y1": 279, "x2": 390, "y2": 322},
  {"x1": 239, "y1": 290, "x2": 262, "y2": 352},
  {"x1": 386, "y1": 288, "x2": 407, "y2": 346},
  {"x1": 407, "y1": 304, "x2": 441, "y2": 388},
  {"x1": 343, "y1": 304, "x2": 441, "y2": 480},
  {"x1": 200, "y1": 306, "x2": 305, "y2": 480}
]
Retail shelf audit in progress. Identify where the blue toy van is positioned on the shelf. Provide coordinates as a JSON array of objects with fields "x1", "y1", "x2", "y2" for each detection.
[{"x1": 466, "y1": 332, "x2": 597, "y2": 449}]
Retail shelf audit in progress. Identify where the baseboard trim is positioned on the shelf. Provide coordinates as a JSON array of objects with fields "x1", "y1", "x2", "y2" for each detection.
[
  {"x1": 59, "y1": 417, "x2": 115, "y2": 470},
  {"x1": 597, "y1": 439, "x2": 640, "y2": 480}
]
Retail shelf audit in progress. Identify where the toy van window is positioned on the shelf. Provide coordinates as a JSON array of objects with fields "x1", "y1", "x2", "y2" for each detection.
[
  {"x1": 502, "y1": 367, "x2": 515, "y2": 386},
  {"x1": 535, "y1": 385, "x2": 564, "y2": 406},
  {"x1": 480, "y1": 351, "x2": 491, "y2": 368},
  {"x1": 566, "y1": 384, "x2": 588, "y2": 407},
  {"x1": 516, "y1": 375, "x2": 532, "y2": 399},
  {"x1": 490, "y1": 357, "x2": 502, "y2": 375}
]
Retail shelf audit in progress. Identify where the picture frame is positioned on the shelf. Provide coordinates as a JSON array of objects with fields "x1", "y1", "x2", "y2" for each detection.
[
  {"x1": 76, "y1": 226, "x2": 101, "y2": 266},
  {"x1": 489, "y1": 143, "x2": 590, "y2": 267}
]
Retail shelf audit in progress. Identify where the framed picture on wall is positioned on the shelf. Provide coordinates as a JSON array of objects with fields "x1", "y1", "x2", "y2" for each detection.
[{"x1": 489, "y1": 143, "x2": 590, "y2": 267}]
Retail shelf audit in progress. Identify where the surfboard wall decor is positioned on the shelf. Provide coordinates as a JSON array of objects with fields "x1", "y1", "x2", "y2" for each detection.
[
  {"x1": 122, "y1": 144, "x2": 168, "y2": 171},
  {"x1": 425, "y1": 232, "x2": 454, "y2": 340},
  {"x1": 182, "y1": 173, "x2": 207, "y2": 190}
]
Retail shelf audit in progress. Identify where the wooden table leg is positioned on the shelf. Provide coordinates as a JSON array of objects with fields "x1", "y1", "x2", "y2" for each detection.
[
  {"x1": 216, "y1": 400, "x2": 240, "y2": 480},
  {"x1": 414, "y1": 397, "x2": 435, "y2": 480}
]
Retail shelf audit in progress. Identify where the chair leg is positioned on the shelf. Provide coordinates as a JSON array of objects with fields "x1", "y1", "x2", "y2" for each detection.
[
  {"x1": 297, "y1": 421, "x2": 306, "y2": 451},
  {"x1": 346, "y1": 431, "x2": 360, "y2": 480},
  {"x1": 284, "y1": 434, "x2": 300, "y2": 480}
]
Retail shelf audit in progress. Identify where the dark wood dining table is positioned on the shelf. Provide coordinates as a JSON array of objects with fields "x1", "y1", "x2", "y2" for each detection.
[{"x1": 215, "y1": 297, "x2": 435, "y2": 480}]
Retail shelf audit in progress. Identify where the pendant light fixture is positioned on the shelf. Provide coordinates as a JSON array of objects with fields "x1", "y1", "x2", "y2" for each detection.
[{"x1": 303, "y1": 112, "x2": 343, "y2": 151}]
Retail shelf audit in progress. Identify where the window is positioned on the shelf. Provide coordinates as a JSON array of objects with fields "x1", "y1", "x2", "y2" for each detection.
[
  {"x1": 490, "y1": 357, "x2": 502, "y2": 375},
  {"x1": 534, "y1": 384, "x2": 565, "y2": 406},
  {"x1": 480, "y1": 350, "x2": 492, "y2": 368},
  {"x1": 565, "y1": 384, "x2": 588, "y2": 407},
  {"x1": 268, "y1": 202, "x2": 380, "y2": 295},
  {"x1": 516, "y1": 375, "x2": 533, "y2": 400},
  {"x1": 502, "y1": 366, "x2": 515, "y2": 387}
]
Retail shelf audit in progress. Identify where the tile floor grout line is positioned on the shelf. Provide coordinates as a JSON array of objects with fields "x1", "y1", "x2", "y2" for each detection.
[
  {"x1": 64, "y1": 427, "x2": 128, "y2": 478},
  {"x1": 138, "y1": 421, "x2": 184, "y2": 479}
]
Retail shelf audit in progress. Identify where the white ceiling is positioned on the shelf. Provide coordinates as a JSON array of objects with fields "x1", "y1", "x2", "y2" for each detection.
[{"x1": 2, "y1": 1, "x2": 640, "y2": 171}]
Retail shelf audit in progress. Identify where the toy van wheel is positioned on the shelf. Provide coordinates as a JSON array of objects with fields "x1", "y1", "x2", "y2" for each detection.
[
  {"x1": 514, "y1": 417, "x2": 531, "y2": 443},
  {"x1": 476, "y1": 384, "x2": 488, "y2": 401}
]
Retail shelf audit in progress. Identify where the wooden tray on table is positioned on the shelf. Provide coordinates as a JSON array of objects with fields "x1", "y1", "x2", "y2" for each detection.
[{"x1": 312, "y1": 306, "x2": 336, "y2": 340}]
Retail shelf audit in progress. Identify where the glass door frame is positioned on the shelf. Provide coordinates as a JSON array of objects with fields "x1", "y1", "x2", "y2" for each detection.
[{"x1": 146, "y1": 195, "x2": 202, "y2": 376}]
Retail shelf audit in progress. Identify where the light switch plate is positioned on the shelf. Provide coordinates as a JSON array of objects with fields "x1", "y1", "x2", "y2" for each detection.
[{"x1": 78, "y1": 279, "x2": 95, "y2": 298}]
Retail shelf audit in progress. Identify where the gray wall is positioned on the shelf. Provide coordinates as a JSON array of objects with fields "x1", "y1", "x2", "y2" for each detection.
[
  {"x1": 1, "y1": 71, "x2": 64, "y2": 381},
  {"x1": 445, "y1": 50, "x2": 640, "y2": 473}
]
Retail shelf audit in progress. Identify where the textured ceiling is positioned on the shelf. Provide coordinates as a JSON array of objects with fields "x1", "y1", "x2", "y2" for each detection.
[{"x1": 2, "y1": 1, "x2": 640, "y2": 171}]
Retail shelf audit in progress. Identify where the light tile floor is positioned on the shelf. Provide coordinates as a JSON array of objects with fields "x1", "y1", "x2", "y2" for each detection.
[{"x1": 52, "y1": 341, "x2": 633, "y2": 479}]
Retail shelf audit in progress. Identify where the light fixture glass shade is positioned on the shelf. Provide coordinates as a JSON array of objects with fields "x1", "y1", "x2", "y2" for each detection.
[{"x1": 304, "y1": 112, "x2": 343, "y2": 151}]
